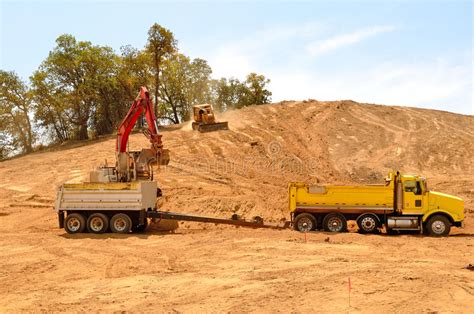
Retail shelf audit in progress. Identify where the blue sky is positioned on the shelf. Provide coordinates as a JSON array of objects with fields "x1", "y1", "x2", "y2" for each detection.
[{"x1": 1, "y1": 0, "x2": 472, "y2": 114}]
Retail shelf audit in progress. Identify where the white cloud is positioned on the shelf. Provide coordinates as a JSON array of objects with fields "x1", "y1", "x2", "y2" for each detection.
[{"x1": 307, "y1": 25, "x2": 395, "y2": 57}]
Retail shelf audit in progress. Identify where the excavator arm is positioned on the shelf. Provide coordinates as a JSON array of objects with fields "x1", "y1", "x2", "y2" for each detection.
[
  {"x1": 116, "y1": 87, "x2": 162, "y2": 153},
  {"x1": 115, "y1": 87, "x2": 169, "y2": 182}
]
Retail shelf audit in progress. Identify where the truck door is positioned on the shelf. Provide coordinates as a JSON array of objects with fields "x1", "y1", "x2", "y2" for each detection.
[{"x1": 402, "y1": 180, "x2": 425, "y2": 214}]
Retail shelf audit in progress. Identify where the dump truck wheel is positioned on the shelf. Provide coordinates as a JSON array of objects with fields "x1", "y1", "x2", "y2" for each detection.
[
  {"x1": 86, "y1": 213, "x2": 109, "y2": 234},
  {"x1": 323, "y1": 213, "x2": 347, "y2": 232},
  {"x1": 357, "y1": 214, "x2": 380, "y2": 234},
  {"x1": 294, "y1": 213, "x2": 317, "y2": 232},
  {"x1": 110, "y1": 213, "x2": 132, "y2": 234},
  {"x1": 426, "y1": 215, "x2": 450, "y2": 237},
  {"x1": 64, "y1": 213, "x2": 86, "y2": 234}
]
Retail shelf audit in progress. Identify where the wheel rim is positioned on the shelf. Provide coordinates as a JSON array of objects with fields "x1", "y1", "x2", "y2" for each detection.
[
  {"x1": 432, "y1": 220, "x2": 446, "y2": 235},
  {"x1": 327, "y1": 217, "x2": 343, "y2": 232},
  {"x1": 361, "y1": 217, "x2": 376, "y2": 231},
  {"x1": 297, "y1": 217, "x2": 313, "y2": 232},
  {"x1": 67, "y1": 217, "x2": 80, "y2": 232},
  {"x1": 114, "y1": 218, "x2": 127, "y2": 232},
  {"x1": 90, "y1": 217, "x2": 104, "y2": 232}
]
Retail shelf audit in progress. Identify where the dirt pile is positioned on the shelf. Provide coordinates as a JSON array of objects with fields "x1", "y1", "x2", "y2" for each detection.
[{"x1": 0, "y1": 100, "x2": 473, "y2": 311}]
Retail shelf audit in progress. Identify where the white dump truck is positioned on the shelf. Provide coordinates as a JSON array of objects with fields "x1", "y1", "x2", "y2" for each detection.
[{"x1": 55, "y1": 181, "x2": 158, "y2": 233}]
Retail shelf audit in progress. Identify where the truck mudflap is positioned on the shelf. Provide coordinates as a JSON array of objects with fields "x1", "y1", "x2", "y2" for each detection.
[
  {"x1": 58, "y1": 211, "x2": 65, "y2": 228},
  {"x1": 147, "y1": 210, "x2": 290, "y2": 229}
]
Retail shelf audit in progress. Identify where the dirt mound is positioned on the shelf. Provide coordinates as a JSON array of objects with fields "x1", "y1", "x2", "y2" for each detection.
[{"x1": 0, "y1": 100, "x2": 473, "y2": 311}]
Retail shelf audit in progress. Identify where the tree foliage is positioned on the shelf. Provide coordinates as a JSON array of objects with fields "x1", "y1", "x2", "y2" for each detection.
[
  {"x1": 210, "y1": 73, "x2": 272, "y2": 111},
  {"x1": 160, "y1": 54, "x2": 213, "y2": 123},
  {"x1": 146, "y1": 23, "x2": 177, "y2": 116},
  {"x1": 31, "y1": 35, "x2": 118, "y2": 140},
  {"x1": 0, "y1": 70, "x2": 35, "y2": 155}
]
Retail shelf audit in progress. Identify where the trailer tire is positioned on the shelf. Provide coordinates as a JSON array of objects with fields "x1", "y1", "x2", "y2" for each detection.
[
  {"x1": 294, "y1": 213, "x2": 317, "y2": 232},
  {"x1": 87, "y1": 213, "x2": 109, "y2": 234},
  {"x1": 357, "y1": 214, "x2": 380, "y2": 234},
  {"x1": 426, "y1": 215, "x2": 451, "y2": 237},
  {"x1": 323, "y1": 213, "x2": 347, "y2": 232},
  {"x1": 110, "y1": 213, "x2": 132, "y2": 234},
  {"x1": 64, "y1": 213, "x2": 86, "y2": 234}
]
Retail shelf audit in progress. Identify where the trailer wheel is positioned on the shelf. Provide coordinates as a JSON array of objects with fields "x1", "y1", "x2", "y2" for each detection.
[
  {"x1": 64, "y1": 213, "x2": 86, "y2": 234},
  {"x1": 87, "y1": 213, "x2": 109, "y2": 234},
  {"x1": 357, "y1": 214, "x2": 380, "y2": 234},
  {"x1": 110, "y1": 213, "x2": 132, "y2": 234},
  {"x1": 426, "y1": 215, "x2": 451, "y2": 237},
  {"x1": 323, "y1": 213, "x2": 347, "y2": 232},
  {"x1": 294, "y1": 213, "x2": 317, "y2": 232}
]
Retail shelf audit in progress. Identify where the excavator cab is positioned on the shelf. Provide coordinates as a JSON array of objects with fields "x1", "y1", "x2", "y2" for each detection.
[{"x1": 192, "y1": 104, "x2": 229, "y2": 132}]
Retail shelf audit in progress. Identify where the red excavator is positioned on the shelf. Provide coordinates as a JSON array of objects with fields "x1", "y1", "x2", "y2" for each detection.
[{"x1": 90, "y1": 86, "x2": 170, "y2": 183}]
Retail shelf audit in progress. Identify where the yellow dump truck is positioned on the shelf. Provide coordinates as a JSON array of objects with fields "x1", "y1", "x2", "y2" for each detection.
[{"x1": 289, "y1": 171, "x2": 464, "y2": 236}]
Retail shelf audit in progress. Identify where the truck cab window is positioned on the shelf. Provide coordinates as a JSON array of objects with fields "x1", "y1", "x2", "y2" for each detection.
[
  {"x1": 404, "y1": 181, "x2": 416, "y2": 193},
  {"x1": 404, "y1": 181, "x2": 422, "y2": 195}
]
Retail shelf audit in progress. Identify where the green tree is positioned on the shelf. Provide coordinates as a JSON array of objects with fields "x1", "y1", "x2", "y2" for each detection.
[
  {"x1": 210, "y1": 77, "x2": 246, "y2": 111},
  {"x1": 30, "y1": 71, "x2": 71, "y2": 142},
  {"x1": 0, "y1": 70, "x2": 35, "y2": 155},
  {"x1": 31, "y1": 34, "x2": 118, "y2": 140},
  {"x1": 146, "y1": 23, "x2": 177, "y2": 116},
  {"x1": 160, "y1": 54, "x2": 213, "y2": 123},
  {"x1": 210, "y1": 73, "x2": 271, "y2": 110},
  {"x1": 243, "y1": 72, "x2": 272, "y2": 106}
]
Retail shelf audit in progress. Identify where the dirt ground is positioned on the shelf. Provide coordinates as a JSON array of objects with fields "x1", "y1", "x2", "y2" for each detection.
[{"x1": 0, "y1": 100, "x2": 473, "y2": 312}]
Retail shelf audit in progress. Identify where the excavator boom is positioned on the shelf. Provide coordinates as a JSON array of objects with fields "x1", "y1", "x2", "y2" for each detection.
[{"x1": 116, "y1": 87, "x2": 161, "y2": 153}]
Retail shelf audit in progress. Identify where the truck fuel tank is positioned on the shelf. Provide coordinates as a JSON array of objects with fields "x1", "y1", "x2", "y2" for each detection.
[{"x1": 387, "y1": 216, "x2": 419, "y2": 230}]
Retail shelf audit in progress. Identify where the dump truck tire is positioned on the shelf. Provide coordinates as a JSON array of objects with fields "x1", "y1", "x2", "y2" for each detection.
[
  {"x1": 426, "y1": 215, "x2": 450, "y2": 237},
  {"x1": 357, "y1": 214, "x2": 380, "y2": 234},
  {"x1": 64, "y1": 213, "x2": 86, "y2": 234},
  {"x1": 323, "y1": 213, "x2": 347, "y2": 232},
  {"x1": 86, "y1": 213, "x2": 109, "y2": 234},
  {"x1": 294, "y1": 213, "x2": 317, "y2": 232},
  {"x1": 110, "y1": 213, "x2": 132, "y2": 234}
]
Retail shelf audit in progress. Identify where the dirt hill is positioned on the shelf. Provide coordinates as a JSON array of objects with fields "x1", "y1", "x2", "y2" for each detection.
[{"x1": 0, "y1": 100, "x2": 473, "y2": 311}]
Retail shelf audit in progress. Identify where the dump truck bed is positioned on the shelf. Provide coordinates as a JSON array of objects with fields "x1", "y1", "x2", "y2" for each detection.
[
  {"x1": 54, "y1": 181, "x2": 157, "y2": 212},
  {"x1": 289, "y1": 182, "x2": 394, "y2": 214}
]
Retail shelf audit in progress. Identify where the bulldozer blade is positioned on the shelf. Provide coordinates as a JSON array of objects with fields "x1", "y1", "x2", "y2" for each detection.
[{"x1": 196, "y1": 122, "x2": 229, "y2": 132}]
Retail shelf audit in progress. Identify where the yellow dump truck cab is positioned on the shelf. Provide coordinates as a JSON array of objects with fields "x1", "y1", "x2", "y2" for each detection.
[{"x1": 289, "y1": 171, "x2": 464, "y2": 236}]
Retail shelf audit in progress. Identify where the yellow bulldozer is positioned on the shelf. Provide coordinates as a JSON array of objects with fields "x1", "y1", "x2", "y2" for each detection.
[{"x1": 192, "y1": 104, "x2": 229, "y2": 132}]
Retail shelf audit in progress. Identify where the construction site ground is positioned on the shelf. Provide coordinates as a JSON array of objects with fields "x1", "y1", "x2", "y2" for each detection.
[{"x1": 1, "y1": 100, "x2": 473, "y2": 312}]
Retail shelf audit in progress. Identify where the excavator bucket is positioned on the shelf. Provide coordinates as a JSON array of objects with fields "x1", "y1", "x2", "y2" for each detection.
[{"x1": 192, "y1": 121, "x2": 229, "y2": 132}]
